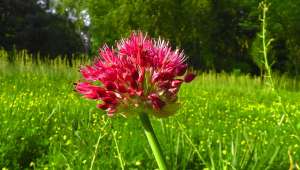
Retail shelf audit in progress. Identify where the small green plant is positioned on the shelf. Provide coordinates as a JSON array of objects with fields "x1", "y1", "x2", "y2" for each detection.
[{"x1": 251, "y1": 1, "x2": 275, "y2": 90}]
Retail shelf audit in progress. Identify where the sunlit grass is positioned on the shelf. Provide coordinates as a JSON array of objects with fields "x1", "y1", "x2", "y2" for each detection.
[{"x1": 0, "y1": 54, "x2": 299, "y2": 169}]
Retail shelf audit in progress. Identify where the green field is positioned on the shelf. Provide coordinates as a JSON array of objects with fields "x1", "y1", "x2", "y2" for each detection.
[{"x1": 0, "y1": 55, "x2": 300, "y2": 169}]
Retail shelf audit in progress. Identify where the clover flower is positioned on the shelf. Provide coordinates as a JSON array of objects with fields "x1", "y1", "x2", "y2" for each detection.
[{"x1": 75, "y1": 32, "x2": 195, "y2": 117}]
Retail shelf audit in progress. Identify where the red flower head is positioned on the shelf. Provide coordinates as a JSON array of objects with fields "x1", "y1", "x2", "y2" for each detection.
[{"x1": 75, "y1": 32, "x2": 195, "y2": 117}]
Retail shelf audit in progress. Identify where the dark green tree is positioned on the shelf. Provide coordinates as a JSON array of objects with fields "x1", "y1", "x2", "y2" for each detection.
[
  {"x1": 43, "y1": 0, "x2": 300, "y2": 74},
  {"x1": 0, "y1": 0, "x2": 84, "y2": 62}
]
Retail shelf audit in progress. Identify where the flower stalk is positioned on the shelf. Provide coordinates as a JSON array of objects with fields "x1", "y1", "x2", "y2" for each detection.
[{"x1": 139, "y1": 112, "x2": 167, "y2": 170}]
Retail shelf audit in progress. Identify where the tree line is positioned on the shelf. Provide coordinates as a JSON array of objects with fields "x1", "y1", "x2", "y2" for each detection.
[
  {"x1": 0, "y1": 0, "x2": 84, "y2": 59},
  {"x1": 1, "y1": 0, "x2": 299, "y2": 76}
]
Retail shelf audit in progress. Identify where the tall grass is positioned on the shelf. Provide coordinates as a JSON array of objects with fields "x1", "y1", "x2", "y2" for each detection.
[{"x1": 0, "y1": 51, "x2": 299, "y2": 169}]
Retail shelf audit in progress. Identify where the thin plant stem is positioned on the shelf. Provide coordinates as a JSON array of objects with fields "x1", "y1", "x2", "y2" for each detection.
[
  {"x1": 139, "y1": 112, "x2": 167, "y2": 170},
  {"x1": 90, "y1": 118, "x2": 109, "y2": 170},
  {"x1": 176, "y1": 119, "x2": 207, "y2": 166},
  {"x1": 113, "y1": 131, "x2": 125, "y2": 170},
  {"x1": 90, "y1": 131, "x2": 106, "y2": 170},
  {"x1": 260, "y1": 1, "x2": 274, "y2": 90}
]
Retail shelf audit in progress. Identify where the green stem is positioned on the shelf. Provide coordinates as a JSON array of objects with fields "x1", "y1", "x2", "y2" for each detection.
[
  {"x1": 139, "y1": 113, "x2": 167, "y2": 170},
  {"x1": 261, "y1": 1, "x2": 274, "y2": 90}
]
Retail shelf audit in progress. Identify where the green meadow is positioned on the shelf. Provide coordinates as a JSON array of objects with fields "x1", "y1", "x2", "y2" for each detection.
[{"x1": 0, "y1": 53, "x2": 299, "y2": 170}]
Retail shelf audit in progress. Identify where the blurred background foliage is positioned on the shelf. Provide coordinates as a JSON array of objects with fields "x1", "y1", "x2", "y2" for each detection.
[{"x1": 0, "y1": 0, "x2": 300, "y2": 75}]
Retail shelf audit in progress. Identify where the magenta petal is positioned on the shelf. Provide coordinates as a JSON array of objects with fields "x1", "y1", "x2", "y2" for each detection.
[
  {"x1": 148, "y1": 93, "x2": 165, "y2": 110},
  {"x1": 107, "y1": 108, "x2": 117, "y2": 117},
  {"x1": 132, "y1": 70, "x2": 139, "y2": 80},
  {"x1": 151, "y1": 72, "x2": 160, "y2": 82},
  {"x1": 169, "y1": 87, "x2": 179, "y2": 94},
  {"x1": 158, "y1": 81, "x2": 171, "y2": 89},
  {"x1": 102, "y1": 97, "x2": 118, "y2": 105},
  {"x1": 80, "y1": 66, "x2": 99, "y2": 81},
  {"x1": 171, "y1": 79, "x2": 183, "y2": 87},
  {"x1": 184, "y1": 73, "x2": 196, "y2": 83},
  {"x1": 76, "y1": 82, "x2": 106, "y2": 99},
  {"x1": 117, "y1": 84, "x2": 127, "y2": 93},
  {"x1": 97, "y1": 103, "x2": 109, "y2": 110},
  {"x1": 104, "y1": 81, "x2": 117, "y2": 91},
  {"x1": 159, "y1": 72, "x2": 173, "y2": 81},
  {"x1": 176, "y1": 64, "x2": 187, "y2": 76},
  {"x1": 105, "y1": 91, "x2": 117, "y2": 99}
]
